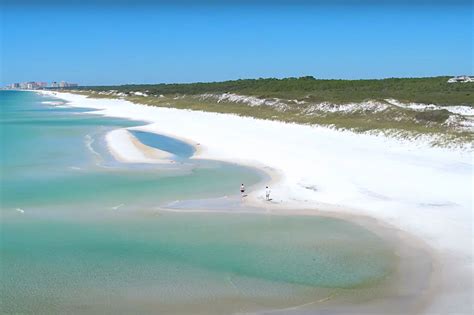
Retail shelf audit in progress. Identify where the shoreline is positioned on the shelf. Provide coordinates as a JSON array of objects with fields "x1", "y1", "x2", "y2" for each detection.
[
  {"x1": 36, "y1": 90, "x2": 473, "y2": 314},
  {"x1": 106, "y1": 128, "x2": 175, "y2": 164},
  {"x1": 152, "y1": 207, "x2": 436, "y2": 315}
]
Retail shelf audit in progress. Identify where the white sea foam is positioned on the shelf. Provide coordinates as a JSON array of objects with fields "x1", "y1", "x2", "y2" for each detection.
[
  {"x1": 42, "y1": 101, "x2": 65, "y2": 105},
  {"x1": 111, "y1": 203, "x2": 124, "y2": 210},
  {"x1": 84, "y1": 134, "x2": 102, "y2": 160}
]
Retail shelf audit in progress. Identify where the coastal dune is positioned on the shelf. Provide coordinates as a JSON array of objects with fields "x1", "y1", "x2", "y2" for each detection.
[{"x1": 38, "y1": 91, "x2": 473, "y2": 314}]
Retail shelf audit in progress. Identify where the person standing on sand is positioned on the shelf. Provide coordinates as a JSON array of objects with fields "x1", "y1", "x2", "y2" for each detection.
[
  {"x1": 265, "y1": 186, "x2": 271, "y2": 201},
  {"x1": 240, "y1": 184, "x2": 245, "y2": 197}
]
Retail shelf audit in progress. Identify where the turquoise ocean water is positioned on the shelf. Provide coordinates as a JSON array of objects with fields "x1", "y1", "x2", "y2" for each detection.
[{"x1": 0, "y1": 91, "x2": 395, "y2": 314}]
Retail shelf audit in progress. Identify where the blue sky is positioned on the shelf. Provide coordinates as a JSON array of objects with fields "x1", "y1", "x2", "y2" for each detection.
[{"x1": 1, "y1": 1, "x2": 472, "y2": 85}]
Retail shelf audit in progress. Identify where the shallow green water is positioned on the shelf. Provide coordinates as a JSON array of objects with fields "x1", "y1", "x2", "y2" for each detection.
[
  {"x1": 1, "y1": 213, "x2": 394, "y2": 313},
  {"x1": 0, "y1": 91, "x2": 395, "y2": 314},
  {"x1": 0, "y1": 91, "x2": 260, "y2": 211}
]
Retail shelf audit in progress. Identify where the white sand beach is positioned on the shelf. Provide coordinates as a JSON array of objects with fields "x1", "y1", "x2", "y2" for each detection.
[
  {"x1": 106, "y1": 128, "x2": 174, "y2": 164},
  {"x1": 37, "y1": 90, "x2": 473, "y2": 314}
]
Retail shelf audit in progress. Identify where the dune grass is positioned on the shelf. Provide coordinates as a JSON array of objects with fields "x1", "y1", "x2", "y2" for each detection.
[{"x1": 61, "y1": 76, "x2": 473, "y2": 146}]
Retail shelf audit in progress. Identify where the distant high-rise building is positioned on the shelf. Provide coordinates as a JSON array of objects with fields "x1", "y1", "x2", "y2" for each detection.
[
  {"x1": 7, "y1": 83, "x2": 20, "y2": 89},
  {"x1": 26, "y1": 82, "x2": 38, "y2": 89},
  {"x1": 5, "y1": 80, "x2": 78, "y2": 90},
  {"x1": 57, "y1": 81, "x2": 79, "y2": 88}
]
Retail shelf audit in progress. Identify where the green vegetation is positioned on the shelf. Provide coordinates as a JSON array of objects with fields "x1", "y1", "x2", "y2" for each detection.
[
  {"x1": 72, "y1": 76, "x2": 474, "y2": 106},
  {"x1": 414, "y1": 109, "x2": 451, "y2": 123},
  {"x1": 63, "y1": 76, "x2": 473, "y2": 146}
]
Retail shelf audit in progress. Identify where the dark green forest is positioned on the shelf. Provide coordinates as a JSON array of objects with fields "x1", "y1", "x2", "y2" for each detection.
[{"x1": 72, "y1": 76, "x2": 474, "y2": 106}]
